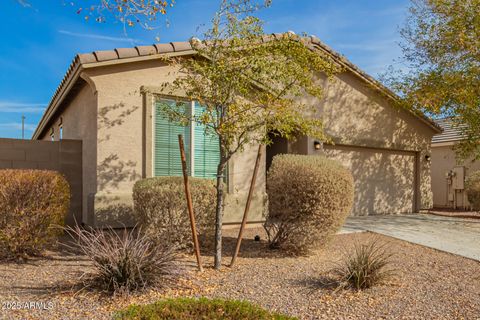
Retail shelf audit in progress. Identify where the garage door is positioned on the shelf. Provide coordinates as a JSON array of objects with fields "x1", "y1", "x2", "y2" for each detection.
[{"x1": 323, "y1": 145, "x2": 417, "y2": 216}]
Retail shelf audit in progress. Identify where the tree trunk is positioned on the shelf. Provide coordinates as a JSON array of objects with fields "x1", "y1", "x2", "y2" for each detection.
[{"x1": 214, "y1": 159, "x2": 227, "y2": 269}]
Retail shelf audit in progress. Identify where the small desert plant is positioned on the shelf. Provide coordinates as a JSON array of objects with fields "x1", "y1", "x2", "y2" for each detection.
[
  {"x1": 64, "y1": 225, "x2": 182, "y2": 295},
  {"x1": 264, "y1": 154, "x2": 354, "y2": 255},
  {"x1": 114, "y1": 297, "x2": 297, "y2": 320},
  {"x1": 133, "y1": 177, "x2": 217, "y2": 250},
  {"x1": 332, "y1": 238, "x2": 394, "y2": 290},
  {"x1": 465, "y1": 170, "x2": 480, "y2": 210},
  {"x1": 0, "y1": 169, "x2": 70, "y2": 260}
]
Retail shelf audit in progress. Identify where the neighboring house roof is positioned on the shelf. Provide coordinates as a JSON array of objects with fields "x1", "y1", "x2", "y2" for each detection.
[
  {"x1": 32, "y1": 33, "x2": 442, "y2": 139},
  {"x1": 432, "y1": 117, "x2": 466, "y2": 144}
]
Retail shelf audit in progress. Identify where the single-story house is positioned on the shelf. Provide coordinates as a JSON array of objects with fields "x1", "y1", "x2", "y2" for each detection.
[
  {"x1": 431, "y1": 118, "x2": 480, "y2": 209},
  {"x1": 32, "y1": 34, "x2": 442, "y2": 227}
]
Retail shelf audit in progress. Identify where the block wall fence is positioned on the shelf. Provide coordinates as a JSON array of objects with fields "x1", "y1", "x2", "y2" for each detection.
[{"x1": 0, "y1": 138, "x2": 82, "y2": 225}]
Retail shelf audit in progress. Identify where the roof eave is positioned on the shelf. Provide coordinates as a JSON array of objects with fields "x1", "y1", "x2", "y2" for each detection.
[
  {"x1": 32, "y1": 49, "x2": 196, "y2": 140},
  {"x1": 33, "y1": 35, "x2": 442, "y2": 139},
  {"x1": 32, "y1": 61, "x2": 83, "y2": 139},
  {"x1": 308, "y1": 37, "x2": 442, "y2": 134}
]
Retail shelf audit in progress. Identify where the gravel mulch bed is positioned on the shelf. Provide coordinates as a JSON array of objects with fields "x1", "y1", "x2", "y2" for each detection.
[
  {"x1": 0, "y1": 242, "x2": 201, "y2": 320},
  {"x1": 1, "y1": 229, "x2": 479, "y2": 319},
  {"x1": 426, "y1": 208, "x2": 480, "y2": 219}
]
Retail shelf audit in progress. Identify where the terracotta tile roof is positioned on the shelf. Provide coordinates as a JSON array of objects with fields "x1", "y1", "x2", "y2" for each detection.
[
  {"x1": 432, "y1": 118, "x2": 466, "y2": 144},
  {"x1": 32, "y1": 33, "x2": 442, "y2": 139},
  {"x1": 32, "y1": 41, "x2": 196, "y2": 139},
  {"x1": 78, "y1": 41, "x2": 193, "y2": 64}
]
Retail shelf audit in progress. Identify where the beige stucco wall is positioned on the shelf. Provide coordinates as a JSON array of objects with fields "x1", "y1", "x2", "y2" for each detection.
[
  {"x1": 40, "y1": 83, "x2": 97, "y2": 224},
  {"x1": 322, "y1": 72, "x2": 434, "y2": 211},
  {"x1": 82, "y1": 59, "x2": 266, "y2": 226},
  {"x1": 290, "y1": 71, "x2": 436, "y2": 212},
  {"x1": 431, "y1": 143, "x2": 480, "y2": 208},
  {"x1": 38, "y1": 58, "x2": 438, "y2": 225},
  {"x1": 224, "y1": 144, "x2": 266, "y2": 224},
  {"x1": 321, "y1": 73, "x2": 434, "y2": 151},
  {"x1": 83, "y1": 61, "x2": 151, "y2": 226},
  {"x1": 323, "y1": 145, "x2": 417, "y2": 215}
]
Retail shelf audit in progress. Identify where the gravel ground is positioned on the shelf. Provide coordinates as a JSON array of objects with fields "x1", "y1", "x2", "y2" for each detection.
[{"x1": 1, "y1": 230, "x2": 479, "y2": 320}]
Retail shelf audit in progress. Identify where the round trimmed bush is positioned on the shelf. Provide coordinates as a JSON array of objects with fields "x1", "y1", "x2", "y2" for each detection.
[
  {"x1": 264, "y1": 154, "x2": 354, "y2": 255},
  {"x1": 0, "y1": 169, "x2": 70, "y2": 260},
  {"x1": 114, "y1": 297, "x2": 297, "y2": 320},
  {"x1": 465, "y1": 170, "x2": 480, "y2": 210},
  {"x1": 133, "y1": 177, "x2": 216, "y2": 250}
]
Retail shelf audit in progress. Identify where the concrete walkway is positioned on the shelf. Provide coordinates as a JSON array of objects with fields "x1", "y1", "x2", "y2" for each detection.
[{"x1": 341, "y1": 214, "x2": 480, "y2": 261}]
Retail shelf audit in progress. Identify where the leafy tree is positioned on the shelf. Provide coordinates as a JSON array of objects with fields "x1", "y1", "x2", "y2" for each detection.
[
  {"x1": 73, "y1": 0, "x2": 176, "y2": 28},
  {"x1": 160, "y1": 0, "x2": 339, "y2": 269},
  {"x1": 17, "y1": 0, "x2": 175, "y2": 29},
  {"x1": 385, "y1": 0, "x2": 480, "y2": 160}
]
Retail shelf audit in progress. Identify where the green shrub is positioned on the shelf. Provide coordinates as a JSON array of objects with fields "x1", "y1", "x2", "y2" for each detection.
[
  {"x1": 0, "y1": 169, "x2": 70, "y2": 260},
  {"x1": 264, "y1": 154, "x2": 354, "y2": 255},
  {"x1": 332, "y1": 238, "x2": 394, "y2": 290},
  {"x1": 64, "y1": 225, "x2": 182, "y2": 295},
  {"x1": 114, "y1": 297, "x2": 297, "y2": 320},
  {"x1": 133, "y1": 177, "x2": 216, "y2": 250},
  {"x1": 465, "y1": 170, "x2": 480, "y2": 210}
]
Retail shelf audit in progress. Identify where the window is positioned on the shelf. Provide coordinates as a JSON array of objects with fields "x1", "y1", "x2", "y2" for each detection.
[
  {"x1": 58, "y1": 117, "x2": 63, "y2": 140},
  {"x1": 193, "y1": 102, "x2": 220, "y2": 178},
  {"x1": 153, "y1": 98, "x2": 220, "y2": 178},
  {"x1": 154, "y1": 99, "x2": 191, "y2": 176},
  {"x1": 50, "y1": 128, "x2": 55, "y2": 141}
]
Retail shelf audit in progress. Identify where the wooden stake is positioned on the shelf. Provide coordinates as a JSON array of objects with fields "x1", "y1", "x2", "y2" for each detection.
[
  {"x1": 178, "y1": 134, "x2": 203, "y2": 272},
  {"x1": 230, "y1": 144, "x2": 263, "y2": 267}
]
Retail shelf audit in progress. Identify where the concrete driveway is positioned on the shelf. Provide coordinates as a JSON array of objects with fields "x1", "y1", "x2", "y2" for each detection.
[{"x1": 341, "y1": 214, "x2": 480, "y2": 261}]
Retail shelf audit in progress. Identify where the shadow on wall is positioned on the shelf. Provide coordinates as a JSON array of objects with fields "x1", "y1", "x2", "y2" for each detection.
[
  {"x1": 316, "y1": 72, "x2": 430, "y2": 150},
  {"x1": 94, "y1": 194, "x2": 137, "y2": 228},
  {"x1": 224, "y1": 144, "x2": 267, "y2": 224},
  {"x1": 93, "y1": 102, "x2": 142, "y2": 227},
  {"x1": 324, "y1": 146, "x2": 417, "y2": 216},
  {"x1": 98, "y1": 103, "x2": 140, "y2": 143},
  {"x1": 294, "y1": 71, "x2": 434, "y2": 215},
  {"x1": 97, "y1": 153, "x2": 141, "y2": 191}
]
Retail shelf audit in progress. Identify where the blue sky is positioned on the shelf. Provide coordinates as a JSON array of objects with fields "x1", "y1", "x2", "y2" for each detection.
[{"x1": 0, "y1": 0, "x2": 409, "y2": 139}]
